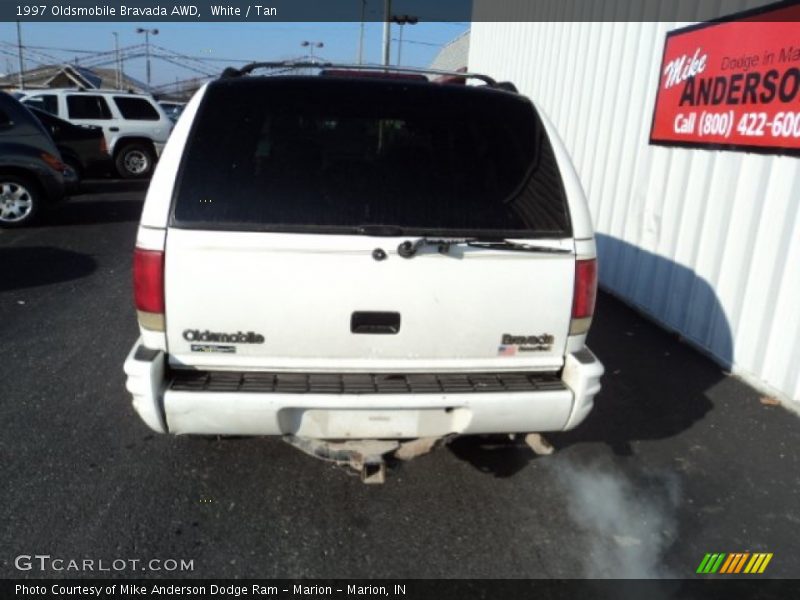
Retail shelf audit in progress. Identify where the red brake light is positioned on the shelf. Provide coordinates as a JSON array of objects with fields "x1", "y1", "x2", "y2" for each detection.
[
  {"x1": 572, "y1": 258, "x2": 597, "y2": 320},
  {"x1": 41, "y1": 152, "x2": 66, "y2": 172},
  {"x1": 133, "y1": 247, "x2": 165, "y2": 315}
]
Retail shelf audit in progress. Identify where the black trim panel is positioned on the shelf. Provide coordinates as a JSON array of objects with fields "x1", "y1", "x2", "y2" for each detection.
[
  {"x1": 169, "y1": 371, "x2": 567, "y2": 395},
  {"x1": 572, "y1": 349, "x2": 596, "y2": 365},
  {"x1": 133, "y1": 345, "x2": 160, "y2": 362}
]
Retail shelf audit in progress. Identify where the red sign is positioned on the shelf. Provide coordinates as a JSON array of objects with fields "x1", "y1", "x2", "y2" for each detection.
[{"x1": 650, "y1": 1, "x2": 800, "y2": 155}]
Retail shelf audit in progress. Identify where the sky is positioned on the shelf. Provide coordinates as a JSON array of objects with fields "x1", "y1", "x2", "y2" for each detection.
[{"x1": 0, "y1": 20, "x2": 469, "y2": 88}]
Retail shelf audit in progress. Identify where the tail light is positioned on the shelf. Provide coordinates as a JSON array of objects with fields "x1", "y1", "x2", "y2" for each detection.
[
  {"x1": 41, "y1": 152, "x2": 66, "y2": 172},
  {"x1": 133, "y1": 247, "x2": 165, "y2": 331},
  {"x1": 99, "y1": 137, "x2": 108, "y2": 155},
  {"x1": 570, "y1": 258, "x2": 597, "y2": 335}
]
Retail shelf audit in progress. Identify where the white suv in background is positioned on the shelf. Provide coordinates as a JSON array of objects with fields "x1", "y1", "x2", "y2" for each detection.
[
  {"x1": 124, "y1": 64, "x2": 604, "y2": 482},
  {"x1": 17, "y1": 89, "x2": 172, "y2": 178}
]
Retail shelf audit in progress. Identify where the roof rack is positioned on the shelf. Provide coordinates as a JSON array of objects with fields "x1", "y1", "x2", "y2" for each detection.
[
  {"x1": 15, "y1": 86, "x2": 148, "y2": 95},
  {"x1": 220, "y1": 61, "x2": 500, "y2": 87}
]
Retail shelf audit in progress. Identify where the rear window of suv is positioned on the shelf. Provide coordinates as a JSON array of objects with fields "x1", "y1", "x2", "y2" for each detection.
[
  {"x1": 67, "y1": 95, "x2": 111, "y2": 120},
  {"x1": 173, "y1": 77, "x2": 571, "y2": 237},
  {"x1": 22, "y1": 94, "x2": 58, "y2": 116},
  {"x1": 113, "y1": 96, "x2": 160, "y2": 120}
]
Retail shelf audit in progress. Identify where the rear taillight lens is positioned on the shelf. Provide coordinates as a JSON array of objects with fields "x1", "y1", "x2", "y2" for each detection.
[
  {"x1": 133, "y1": 247, "x2": 165, "y2": 331},
  {"x1": 41, "y1": 152, "x2": 66, "y2": 172},
  {"x1": 99, "y1": 137, "x2": 108, "y2": 155},
  {"x1": 570, "y1": 258, "x2": 597, "y2": 335}
]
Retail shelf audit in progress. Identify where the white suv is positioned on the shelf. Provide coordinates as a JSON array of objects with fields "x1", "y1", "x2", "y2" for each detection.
[
  {"x1": 123, "y1": 64, "x2": 604, "y2": 481},
  {"x1": 18, "y1": 89, "x2": 172, "y2": 178}
]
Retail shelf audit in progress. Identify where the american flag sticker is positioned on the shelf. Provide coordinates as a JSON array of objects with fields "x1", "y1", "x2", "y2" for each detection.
[{"x1": 498, "y1": 345, "x2": 517, "y2": 357}]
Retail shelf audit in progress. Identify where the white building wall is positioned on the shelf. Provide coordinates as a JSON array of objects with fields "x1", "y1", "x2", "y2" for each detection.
[
  {"x1": 469, "y1": 13, "x2": 800, "y2": 408},
  {"x1": 429, "y1": 30, "x2": 470, "y2": 72}
]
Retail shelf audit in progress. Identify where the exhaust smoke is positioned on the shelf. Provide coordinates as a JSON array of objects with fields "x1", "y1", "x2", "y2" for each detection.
[{"x1": 553, "y1": 458, "x2": 681, "y2": 578}]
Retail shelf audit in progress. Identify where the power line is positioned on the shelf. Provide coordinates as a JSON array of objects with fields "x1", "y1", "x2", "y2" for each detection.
[
  {"x1": 78, "y1": 44, "x2": 146, "y2": 67},
  {"x1": 12, "y1": 43, "x2": 107, "y2": 54},
  {"x1": 151, "y1": 44, "x2": 220, "y2": 75},
  {"x1": 0, "y1": 41, "x2": 62, "y2": 64},
  {"x1": 0, "y1": 46, "x2": 48, "y2": 69},
  {"x1": 2, "y1": 39, "x2": 351, "y2": 87},
  {"x1": 152, "y1": 54, "x2": 216, "y2": 78},
  {"x1": 390, "y1": 38, "x2": 442, "y2": 47}
]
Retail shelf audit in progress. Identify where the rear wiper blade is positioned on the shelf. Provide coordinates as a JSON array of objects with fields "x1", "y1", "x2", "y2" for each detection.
[
  {"x1": 466, "y1": 239, "x2": 572, "y2": 254},
  {"x1": 397, "y1": 237, "x2": 572, "y2": 258}
]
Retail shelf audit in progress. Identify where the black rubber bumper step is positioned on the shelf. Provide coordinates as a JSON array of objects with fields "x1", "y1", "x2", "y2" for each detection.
[{"x1": 169, "y1": 371, "x2": 567, "y2": 394}]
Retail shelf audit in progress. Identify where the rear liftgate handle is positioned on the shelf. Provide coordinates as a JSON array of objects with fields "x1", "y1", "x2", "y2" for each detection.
[{"x1": 350, "y1": 311, "x2": 401, "y2": 334}]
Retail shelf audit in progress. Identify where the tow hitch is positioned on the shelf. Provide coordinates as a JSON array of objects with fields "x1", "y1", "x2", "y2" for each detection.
[{"x1": 283, "y1": 436, "x2": 443, "y2": 484}]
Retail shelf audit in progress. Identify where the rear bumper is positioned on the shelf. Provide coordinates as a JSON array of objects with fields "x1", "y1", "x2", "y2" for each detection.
[
  {"x1": 32, "y1": 165, "x2": 65, "y2": 204},
  {"x1": 63, "y1": 165, "x2": 80, "y2": 193},
  {"x1": 83, "y1": 156, "x2": 115, "y2": 178},
  {"x1": 123, "y1": 340, "x2": 603, "y2": 438}
]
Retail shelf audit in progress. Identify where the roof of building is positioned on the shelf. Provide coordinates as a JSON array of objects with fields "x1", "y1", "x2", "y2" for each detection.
[{"x1": 0, "y1": 64, "x2": 149, "y2": 93}]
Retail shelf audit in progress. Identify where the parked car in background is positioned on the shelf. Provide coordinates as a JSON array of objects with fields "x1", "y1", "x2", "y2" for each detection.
[
  {"x1": 0, "y1": 92, "x2": 70, "y2": 227},
  {"x1": 28, "y1": 106, "x2": 112, "y2": 179},
  {"x1": 158, "y1": 101, "x2": 186, "y2": 123},
  {"x1": 16, "y1": 89, "x2": 172, "y2": 179}
]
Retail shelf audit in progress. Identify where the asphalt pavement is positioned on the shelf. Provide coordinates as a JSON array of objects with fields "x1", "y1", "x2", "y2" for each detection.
[{"x1": 1, "y1": 187, "x2": 799, "y2": 579}]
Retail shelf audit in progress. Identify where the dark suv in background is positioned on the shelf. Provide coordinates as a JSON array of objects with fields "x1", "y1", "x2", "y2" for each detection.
[
  {"x1": 28, "y1": 106, "x2": 112, "y2": 179},
  {"x1": 0, "y1": 92, "x2": 72, "y2": 227}
]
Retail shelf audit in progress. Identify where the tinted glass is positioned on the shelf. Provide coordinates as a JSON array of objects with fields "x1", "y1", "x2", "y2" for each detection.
[
  {"x1": 29, "y1": 107, "x2": 55, "y2": 125},
  {"x1": 114, "y1": 96, "x2": 160, "y2": 120},
  {"x1": 67, "y1": 95, "x2": 111, "y2": 120},
  {"x1": 173, "y1": 78, "x2": 571, "y2": 237},
  {"x1": 23, "y1": 94, "x2": 58, "y2": 116}
]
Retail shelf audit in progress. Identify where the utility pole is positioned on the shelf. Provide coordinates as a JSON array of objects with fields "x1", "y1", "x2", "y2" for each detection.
[
  {"x1": 381, "y1": 0, "x2": 391, "y2": 66},
  {"x1": 301, "y1": 40, "x2": 324, "y2": 62},
  {"x1": 112, "y1": 32, "x2": 121, "y2": 89},
  {"x1": 391, "y1": 15, "x2": 418, "y2": 66},
  {"x1": 16, "y1": 21, "x2": 25, "y2": 90},
  {"x1": 136, "y1": 27, "x2": 159, "y2": 89},
  {"x1": 357, "y1": 0, "x2": 366, "y2": 65},
  {"x1": 119, "y1": 49, "x2": 125, "y2": 90},
  {"x1": 397, "y1": 25, "x2": 404, "y2": 66}
]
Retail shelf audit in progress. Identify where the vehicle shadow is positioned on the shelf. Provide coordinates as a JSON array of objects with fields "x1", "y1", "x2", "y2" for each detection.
[
  {"x1": 0, "y1": 246, "x2": 97, "y2": 292},
  {"x1": 449, "y1": 234, "x2": 733, "y2": 476},
  {"x1": 448, "y1": 435, "x2": 536, "y2": 478},
  {"x1": 76, "y1": 179, "x2": 149, "y2": 195},
  {"x1": 47, "y1": 196, "x2": 144, "y2": 226}
]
